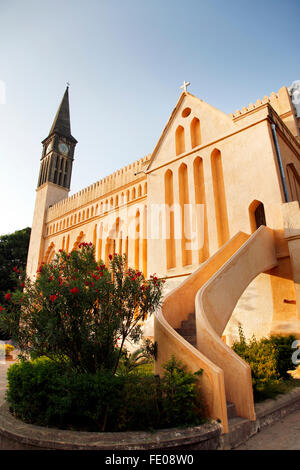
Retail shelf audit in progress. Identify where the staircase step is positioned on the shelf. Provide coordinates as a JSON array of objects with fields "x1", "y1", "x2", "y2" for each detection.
[
  {"x1": 226, "y1": 401, "x2": 236, "y2": 419},
  {"x1": 176, "y1": 327, "x2": 196, "y2": 335},
  {"x1": 174, "y1": 313, "x2": 197, "y2": 347}
]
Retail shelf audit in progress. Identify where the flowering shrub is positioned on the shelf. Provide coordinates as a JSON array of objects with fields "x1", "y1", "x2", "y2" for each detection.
[{"x1": 0, "y1": 244, "x2": 164, "y2": 374}]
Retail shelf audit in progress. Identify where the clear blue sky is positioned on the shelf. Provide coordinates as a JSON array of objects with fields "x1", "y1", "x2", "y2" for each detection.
[{"x1": 0, "y1": 0, "x2": 299, "y2": 235}]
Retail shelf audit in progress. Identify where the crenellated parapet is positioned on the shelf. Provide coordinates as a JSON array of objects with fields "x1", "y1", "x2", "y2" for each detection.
[
  {"x1": 229, "y1": 91, "x2": 282, "y2": 120},
  {"x1": 46, "y1": 154, "x2": 150, "y2": 222}
]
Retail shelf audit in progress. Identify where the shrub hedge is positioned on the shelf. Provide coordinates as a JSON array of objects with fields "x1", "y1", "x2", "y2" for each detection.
[
  {"x1": 232, "y1": 326, "x2": 297, "y2": 401},
  {"x1": 6, "y1": 356, "x2": 204, "y2": 432}
]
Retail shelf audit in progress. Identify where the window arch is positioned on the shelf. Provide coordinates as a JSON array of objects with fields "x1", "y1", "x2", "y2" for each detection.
[
  {"x1": 165, "y1": 169, "x2": 176, "y2": 269},
  {"x1": 193, "y1": 157, "x2": 209, "y2": 261},
  {"x1": 190, "y1": 117, "x2": 201, "y2": 148},
  {"x1": 178, "y1": 163, "x2": 192, "y2": 266},
  {"x1": 249, "y1": 200, "x2": 266, "y2": 233},
  {"x1": 211, "y1": 149, "x2": 229, "y2": 247},
  {"x1": 138, "y1": 185, "x2": 142, "y2": 197},
  {"x1": 175, "y1": 125, "x2": 185, "y2": 155}
]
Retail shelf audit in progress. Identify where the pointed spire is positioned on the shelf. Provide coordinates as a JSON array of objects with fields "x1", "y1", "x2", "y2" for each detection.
[{"x1": 47, "y1": 86, "x2": 76, "y2": 142}]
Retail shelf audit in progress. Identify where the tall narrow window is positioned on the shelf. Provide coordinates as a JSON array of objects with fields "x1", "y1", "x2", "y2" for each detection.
[
  {"x1": 165, "y1": 170, "x2": 176, "y2": 269},
  {"x1": 142, "y1": 206, "x2": 147, "y2": 277},
  {"x1": 175, "y1": 125, "x2": 185, "y2": 155},
  {"x1": 93, "y1": 224, "x2": 97, "y2": 248},
  {"x1": 211, "y1": 149, "x2": 229, "y2": 247},
  {"x1": 135, "y1": 210, "x2": 140, "y2": 270},
  {"x1": 97, "y1": 224, "x2": 103, "y2": 261},
  {"x1": 191, "y1": 117, "x2": 201, "y2": 148},
  {"x1": 249, "y1": 200, "x2": 266, "y2": 233},
  {"x1": 193, "y1": 157, "x2": 209, "y2": 262},
  {"x1": 179, "y1": 163, "x2": 192, "y2": 266},
  {"x1": 66, "y1": 235, "x2": 70, "y2": 253}
]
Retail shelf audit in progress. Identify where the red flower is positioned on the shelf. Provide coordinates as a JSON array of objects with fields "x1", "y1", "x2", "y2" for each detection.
[
  {"x1": 5, "y1": 293, "x2": 11, "y2": 301},
  {"x1": 0, "y1": 305, "x2": 5, "y2": 311},
  {"x1": 21, "y1": 282, "x2": 25, "y2": 288},
  {"x1": 50, "y1": 294, "x2": 58, "y2": 302},
  {"x1": 70, "y1": 287, "x2": 79, "y2": 294},
  {"x1": 108, "y1": 254, "x2": 113, "y2": 260},
  {"x1": 13, "y1": 266, "x2": 18, "y2": 272},
  {"x1": 49, "y1": 276, "x2": 54, "y2": 281}
]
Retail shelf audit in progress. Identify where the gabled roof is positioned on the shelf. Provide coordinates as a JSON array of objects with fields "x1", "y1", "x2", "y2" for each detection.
[
  {"x1": 146, "y1": 91, "x2": 188, "y2": 171},
  {"x1": 146, "y1": 90, "x2": 234, "y2": 171}
]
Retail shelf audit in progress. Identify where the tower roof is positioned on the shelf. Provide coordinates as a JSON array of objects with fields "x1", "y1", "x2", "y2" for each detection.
[{"x1": 43, "y1": 86, "x2": 77, "y2": 143}]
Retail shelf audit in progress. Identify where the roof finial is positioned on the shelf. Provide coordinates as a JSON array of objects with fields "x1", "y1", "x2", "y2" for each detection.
[
  {"x1": 180, "y1": 80, "x2": 190, "y2": 93},
  {"x1": 66, "y1": 81, "x2": 70, "y2": 88}
]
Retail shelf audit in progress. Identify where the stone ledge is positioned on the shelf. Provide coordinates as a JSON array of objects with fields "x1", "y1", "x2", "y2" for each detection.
[
  {"x1": 220, "y1": 387, "x2": 300, "y2": 449},
  {"x1": 0, "y1": 403, "x2": 222, "y2": 450}
]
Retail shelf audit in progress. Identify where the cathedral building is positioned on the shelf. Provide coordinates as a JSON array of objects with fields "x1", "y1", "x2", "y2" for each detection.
[{"x1": 26, "y1": 81, "x2": 300, "y2": 350}]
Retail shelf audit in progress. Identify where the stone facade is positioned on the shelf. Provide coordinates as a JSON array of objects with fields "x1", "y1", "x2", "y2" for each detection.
[{"x1": 26, "y1": 82, "x2": 300, "y2": 344}]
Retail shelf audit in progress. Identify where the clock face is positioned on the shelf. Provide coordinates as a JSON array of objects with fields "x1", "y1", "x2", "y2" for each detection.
[{"x1": 58, "y1": 142, "x2": 69, "y2": 155}]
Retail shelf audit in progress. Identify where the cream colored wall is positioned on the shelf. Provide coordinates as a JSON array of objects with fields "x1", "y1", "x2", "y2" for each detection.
[
  {"x1": 28, "y1": 85, "x2": 300, "y2": 345},
  {"x1": 27, "y1": 183, "x2": 69, "y2": 279}
]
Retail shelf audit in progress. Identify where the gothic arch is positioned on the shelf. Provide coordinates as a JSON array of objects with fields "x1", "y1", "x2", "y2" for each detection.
[
  {"x1": 175, "y1": 125, "x2": 185, "y2": 155},
  {"x1": 249, "y1": 200, "x2": 266, "y2": 233},
  {"x1": 72, "y1": 231, "x2": 85, "y2": 251},
  {"x1": 43, "y1": 242, "x2": 55, "y2": 264},
  {"x1": 191, "y1": 117, "x2": 201, "y2": 148},
  {"x1": 211, "y1": 148, "x2": 229, "y2": 247},
  {"x1": 165, "y1": 169, "x2": 176, "y2": 269},
  {"x1": 178, "y1": 163, "x2": 192, "y2": 266}
]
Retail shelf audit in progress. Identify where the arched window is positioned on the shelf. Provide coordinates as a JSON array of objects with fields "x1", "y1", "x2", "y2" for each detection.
[
  {"x1": 66, "y1": 235, "x2": 70, "y2": 253},
  {"x1": 249, "y1": 200, "x2": 266, "y2": 233},
  {"x1": 178, "y1": 163, "x2": 192, "y2": 266},
  {"x1": 193, "y1": 157, "x2": 209, "y2": 261},
  {"x1": 132, "y1": 187, "x2": 136, "y2": 200},
  {"x1": 143, "y1": 182, "x2": 147, "y2": 195},
  {"x1": 165, "y1": 170, "x2": 176, "y2": 269},
  {"x1": 135, "y1": 211, "x2": 140, "y2": 270},
  {"x1": 211, "y1": 149, "x2": 229, "y2": 247},
  {"x1": 138, "y1": 185, "x2": 142, "y2": 197},
  {"x1": 175, "y1": 125, "x2": 185, "y2": 155},
  {"x1": 190, "y1": 117, "x2": 201, "y2": 148}
]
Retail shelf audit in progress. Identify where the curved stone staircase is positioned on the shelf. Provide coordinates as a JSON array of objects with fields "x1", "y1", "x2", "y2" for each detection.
[{"x1": 154, "y1": 226, "x2": 278, "y2": 433}]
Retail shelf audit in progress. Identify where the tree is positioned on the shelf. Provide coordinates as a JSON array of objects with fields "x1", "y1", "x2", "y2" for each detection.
[
  {"x1": 0, "y1": 227, "x2": 31, "y2": 301},
  {"x1": 0, "y1": 227, "x2": 31, "y2": 339},
  {"x1": 0, "y1": 244, "x2": 164, "y2": 374}
]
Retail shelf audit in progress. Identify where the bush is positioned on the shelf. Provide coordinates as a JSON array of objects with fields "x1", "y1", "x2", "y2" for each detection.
[
  {"x1": 232, "y1": 324, "x2": 297, "y2": 400},
  {"x1": 0, "y1": 246, "x2": 164, "y2": 374},
  {"x1": 6, "y1": 356, "x2": 204, "y2": 432}
]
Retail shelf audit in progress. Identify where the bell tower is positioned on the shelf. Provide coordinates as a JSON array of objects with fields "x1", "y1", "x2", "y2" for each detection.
[
  {"x1": 26, "y1": 86, "x2": 77, "y2": 279},
  {"x1": 38, "y1": 86, "x2": 77, "y2": 189}
]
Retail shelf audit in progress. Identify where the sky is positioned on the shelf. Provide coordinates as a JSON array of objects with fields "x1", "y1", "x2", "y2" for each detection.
[{"x1": 0, "y1": 0, "x2": 299, "y2": 235}]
